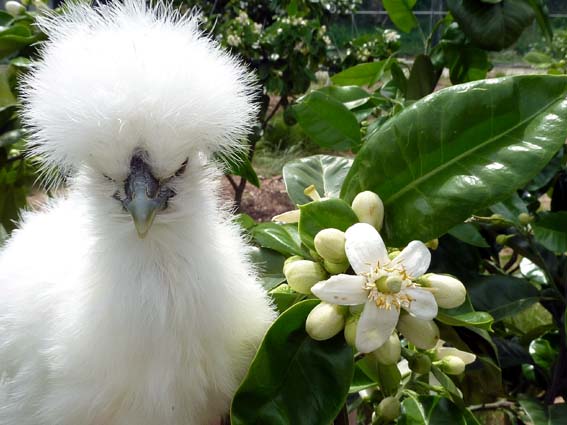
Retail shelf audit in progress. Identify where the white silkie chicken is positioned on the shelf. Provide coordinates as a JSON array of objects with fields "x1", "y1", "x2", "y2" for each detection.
[{"x1": 0, "y1": 1, "x2": 276, "y2": 424}]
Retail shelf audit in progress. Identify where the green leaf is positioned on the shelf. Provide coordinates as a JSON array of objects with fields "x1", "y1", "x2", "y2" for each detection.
[
  {"x1": 436, "y1": 311, "x2": 494, "y2": 330},
  {"x1": 447, "y1": 0, "x2": 534, "y2": 51},
  {"x1": 251, "y1": 223, "x2": 308, "y2": 257},
  {"x1": 407, "y1": 54, "x2": 438, "y2": 100},
  {"x1": 331, "y1": 59, "x2": 391, "y2": 87},
  {"x1": 341, "y1": 75, "x2": 567, "y2": 246},
  {"x1": 269, "y1": 284, "x2": 303, "y2": 314},
  {"x1": 217, "y1": 150, "x2": 259, "y2": 188},
  {"x1": 532, "y1": 211, "x2": 567, "y2": 253},
  {"x1": 282, "y1": 155, "x2": 353, "y2": 205},
  {"x1": 383, "y1": 0, "x2": 418, "y2": 33},
  {"x1": 399, "y1": 395, "x2": 427, "y2": 425},
  {"x1": 231, "y1": 300, "x2": 354, "y2": 425},
  {"x1": 467, "y1": 275, "x2": 539, "y2": 322},
  {"x1": 525, "y1": 0, "x2": 553, "y2": 43},
  {"x1": 490, "y1": 192, "x2": 528, "y2": 225},
  {"x1": 349, "y1": 364, "x2": 377, "y2": 393},
  {"x1": 318, "y1": 85, "x2": 370, "y2": 110},
  {"x1": 448, "y1": 223, "x2": 489, "y2": 248},
  {"x1": 418, "y1": 396, "x2": 467, "y2": 425},
  {"x1": 248, "y1": 247, "x2": 286, "y2": 291},
  {"x1": 0, "y1": 25, "x2": 39, "y2": 58},
  {"x1": 431, "y1": 366, "x2": 464, "y2": 407},
  {"x1": 298, "y1": 198, "x2": 358, "y2": 251},
  {"x1": 294, "y1": 91, "x2": 360, "y2": 151},
  {"x1": 519, "y1": 397, "x2": 548, "y2": 425}
]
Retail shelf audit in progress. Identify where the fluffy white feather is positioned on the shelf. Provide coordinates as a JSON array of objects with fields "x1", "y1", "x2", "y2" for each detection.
[{"x1": 0, "y1": 1, "x2": 275, "y2": 424}]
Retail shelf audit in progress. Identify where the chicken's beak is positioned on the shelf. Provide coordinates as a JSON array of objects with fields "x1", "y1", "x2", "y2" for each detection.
[
  {"x1": 127, "y1": 185, "x2": 160, "y2": 239},
  {"x1": 124, "y1": 151, "x2": 163, "y2": 239}
]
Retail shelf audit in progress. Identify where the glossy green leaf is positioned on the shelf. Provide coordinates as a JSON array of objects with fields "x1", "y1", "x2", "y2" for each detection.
[
  {"x1": 298, "y1": 198, "x2": 358, "y2": 251},
  {"x1": 0, "y1": 25, "x2": 39, "y2": 58},
  {"x1": 341, "y1": 75, "x2": 567, "y2": 246},
  {"x1": 231, "y1": 300, "x2": 354, "y2": 425},
  {"x1": 431, "y1": 366, "x2": 464, "y2": 407},
  {"x1": 282, "y1": 155, "x2": 353, "y2": 205},
  {"x1": 383, "y1": 0, "x2": 418, "y2": 33},
  {"x1": 331, "y1": 59, "x2": 391, "y2": 87},
  {"x1": 532, "y1": 212, "x2": 567, "y2": 253},
  {"x1": 294, "y1": 91, "x2": 360, "y2": 151},
  {"x1": 448, "y1": 223, "x2": 489, "y2": 248},
  {"x1": 490, "y1": 192, "x2": 528, "y2": 225},
  {"x1": 251, "y1": 223, "x2": 308, "y2": 257},
  {"x1": 436, "y1": 311, "x2": 493, "y2": 330},
  {"x1": 269, "y1": 284, "x2": 303, "y2": 314},
  {"x1": 447, "y1": 0, "x2": 534, "y2": 51},
  {"x1": 248, "y1": 247, "x2": 286, "y2": 291},
  {"x1": 519, "y1": 397, "x2": 548, "y2": 425},
  {"x1": 399, "y1": 395, "x2": 427, "y2": 425},
  {"x1": 467, "y1": 275, "x2": 539, "y2": 322},
  {"x1": 318, "y1": 85, "x2": 370, "y2": 110}
]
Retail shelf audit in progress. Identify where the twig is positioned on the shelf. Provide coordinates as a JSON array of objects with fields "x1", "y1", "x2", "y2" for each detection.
[
  {"x1": 263, "y1": 96, "x2": 285, "y2": 129},
  {"x1": 225, "y1": 174, "x2": 238, "y2": 192},
  {"x1": 469, "y1": 400, "x2": 516, "y2": 411}
]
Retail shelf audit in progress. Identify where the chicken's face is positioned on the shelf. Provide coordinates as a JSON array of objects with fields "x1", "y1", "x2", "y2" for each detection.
[{"x1": 104, "y1": 149, "x2": 186, "y2": 238}]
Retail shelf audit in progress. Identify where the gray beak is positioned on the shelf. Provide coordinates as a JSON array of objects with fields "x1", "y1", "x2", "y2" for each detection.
[
  {"x1": 127, "y1": 185, "x2": 161, "y2": 238},
  {"x1": 123, "y1": 151, "x2": 166, "y2": 239}
]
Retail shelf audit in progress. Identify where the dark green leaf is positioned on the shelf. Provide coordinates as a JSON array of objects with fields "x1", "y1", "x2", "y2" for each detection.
[
  {"x1": 383, "y1": 0, "x2": 418, "y2": 33},
  {"x1": 331, "y1": 59, "x2": 391, "y2": 87},
  {"x1": 217, "y1": 150, "x2": 259, "y2": 188},
  {"x1": 525, "y1": 0, "x2": 553, "y2": 42},
  {"x1": 519, "y1": 397, "x2": 548, "y2": 425},
  {"x1": 407, "y1": 55, "x2": 438, "y2": 100},
  {"x1": 490, "y1": 192, "x2": 528, "y2": 225},
  {"x1": 298, "y1": 198, "x2": 358, "y2": 251},
  {"x1": 448, "y1": 223, "x2": 489, "y2": 248},
  {"x1": 231, "y1": 300, "x2": 354, "y2": 425},
  {"x1": 419, "y1": 396, "x2": 467, "y2": 425},
  {"x1": 282, "y1": 155, "x2": 353, "y2": 205},
  {"x1": 467, "y1": 275, "x2": 539, "y2": 321},
  {"x1": 251, "y1": 223, "x2": 307, "y2": 257},
  {"x1": 447, "y1": 0, "x2": 534, "y2": 51},
  {"x1": 341, "y1": 76, "x2": 567, "y2": 246},
  {"x1": 248, "y1": 247, "x2": 286, "y2": 291},
  {"x1": 431, "y1": 366, "x2": 464, "y2": 407},
  {"x1": 294, "y1": 91, "x2": 360, "y2": 151},
  {"x1": 532, "y1": 212, "x2": 567, "y2": 253},
  {"x1": 318, "y1": 85, "x2": 370, "y2": 110},
  {"x1": 349, "y1": 364, "x2": 377, "y2": 393}
]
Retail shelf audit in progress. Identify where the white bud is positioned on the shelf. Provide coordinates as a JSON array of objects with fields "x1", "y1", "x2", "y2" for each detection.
[
  {"x1": 5, "y1": 0, "x2": 25, "y2": 16},
  {"x1": 306, "y1": 302, "x2": 345, "y2": 341},
  {"x1": 376, "y1": 396, "x2": 401, "y2": 421},
  {"x1": 314, "y1": 228, "x2": 347, "y2": 263},
  {"x1": 323, "y1": 259, "x2": 349, "y2": 275},
  {"x1": 436, "y1": 347, "x2": 476, "y2": 365},
  {"x1": 351, "y1": 191, "x2": 384, "y2": 231},
  {"x1": 397, "y1": 314, "x2": 440, "y2": 350},
  {"x1": 272, "y1": 209, "x2": 300, "y2": 223},
  {"x1": 370, "y1": 332, "x2": 401, "y2": 365},
  {"x1": 438, "y1": 355, "x2": 466, "y2": 375},
  {"x1": 283, "y1": 255, "x2": 303, "y2": 275},
  {"x1": 284, "y1": 260, "x2": 327, "y2": 294},
  {"x1": 419, "y1": 273, "x2": 466, "y2": 309}
]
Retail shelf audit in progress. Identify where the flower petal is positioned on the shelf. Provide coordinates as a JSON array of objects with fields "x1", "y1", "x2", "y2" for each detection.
[
  {"x1": 345, "y1": 223, "x2": 388, "y2": 275},
  {"x1": 272, "y1": 209, "x2": 300, "y2": 223},
  {"x1": 393, "y1": 241, "x2": 431, "y2": 278},
  {"x1": 404, "y1": 287, "x2": 438, "y2": 320},
  {"x1": 311, "y1": 274, "x2": 367, "y2": 306},
  {"x1": 355, "y1": 300, "x2": 399, "y2": 353},
  {"x1": 437, "y1": 347, "x2": 476, "y2": 365}
]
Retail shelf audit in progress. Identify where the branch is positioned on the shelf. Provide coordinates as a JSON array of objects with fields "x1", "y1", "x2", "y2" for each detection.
[
  {"x1": 225, "y1": 174, "x2": 238, "y2": 192},
  {"x1": 469, "y1": 400, "x2": 516, "y2": 411},
  {"x1": 263, "y1": 96, "x2": 285, "y2": 127}
]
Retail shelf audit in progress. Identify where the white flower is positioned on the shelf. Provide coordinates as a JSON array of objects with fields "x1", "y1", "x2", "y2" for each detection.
[
  {"x1": 226, "y1": 34, "x2": 241, "y2": 47},
  {"x1": 384, "y1": 29, "x2": 400, "y2": 43},
  {"x1": 311, "y1": 222, "x2": 437, "y2": 353}
]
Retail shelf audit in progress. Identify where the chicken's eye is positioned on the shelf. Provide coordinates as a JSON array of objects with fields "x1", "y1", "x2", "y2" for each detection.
[{"x1": 174, "y1": 158, "x2": 188, "y2": 177}]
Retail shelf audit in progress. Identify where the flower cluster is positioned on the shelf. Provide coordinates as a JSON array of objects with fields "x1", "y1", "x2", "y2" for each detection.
[
  {"x1": 340, "y1": 29, "x2": 401, "y2": 68},
  {"x1": 282, "y1": 190, "x2": 470, "y2": 371}
]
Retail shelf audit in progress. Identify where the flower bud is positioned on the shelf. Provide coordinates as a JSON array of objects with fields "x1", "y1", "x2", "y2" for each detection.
[
  {"x1": 306, "y1": 302, "x2": 345, "y2": 341},
  {"x1": 314, "y1": 228, "x2": 347, "y2": 263},
  {"x1": 284, "y1": 260, "x2": 327, "y2": 294},
  {"x1": 324, "y1": 259, "x2": 349, "y2": 275},
  {"x1": 495, "y1": 234, "x2": 513, "y2": 245},
  {"x1": 418, "y1": 273, "x2": 466, "y2": 309},
  {"x1": 304, "y1": 184, "x2": 322, "y2": 201},
  {"x1": 351, "y1": 191, "x2": 384, "y2": 231},
  {"x1": 397, "y1": 314, "x2": 440, "y2": 350},
  {"x1": 437, "y1": 355, "x2": 466, "y2": 375},
  {"x1": 425, "y1": 239, "x2": 439, "y2": 250},
  {"x1": 370, "y1": 332, "x2": 401, "y2": 365},
  {"x1": 375, "y1": 396, "x2": 401, "y2": 422},
  {"x1": 344, "y1": 315, "x2": 358, "y2": 347},
  {"x1": 408, "y1": 353, "x2": 432, "y2": 374},
  {"x1": 518, "y1": 212, "x2": 533, "y2": 225},
  {"x1": 272, "y1": 209, "x2": 300, "y2": 224},
  {"x1": 5, "y1": 0, "x2": 25, "y2": 15},
  {"x1": 283, "y1": 255, "x2": 304, "y2": 275}
]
